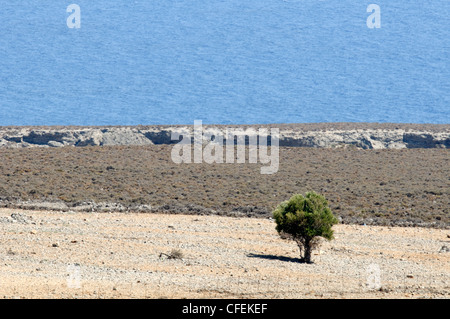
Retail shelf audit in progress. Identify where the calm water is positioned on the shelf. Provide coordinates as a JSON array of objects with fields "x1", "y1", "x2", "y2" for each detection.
[{"x1": 0, "y1": 1, "x2": 449, "y2": 125}]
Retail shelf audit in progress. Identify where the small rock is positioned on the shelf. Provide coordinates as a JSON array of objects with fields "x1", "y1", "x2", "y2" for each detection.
[
  {"x1": 30, "y1": 230, "x2": 37, "y2": 234},
  {"x1": 48, "y1": 141, "x2": 64, "y2": 147},
  {"x1": 10, "y1": 213, "x2": 32, "y2": 224},
  {"x1": 407, "y1": 275, "x2": 414, "y2": 279},
  {"x1": 439, "y1": 246, "x2": 449, "y2": 253},
  {"x1": 52, "y1": 243, "x2": 59, "y2": 247}
]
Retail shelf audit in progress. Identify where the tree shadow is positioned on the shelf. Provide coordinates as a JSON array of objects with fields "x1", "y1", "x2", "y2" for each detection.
[{"x1": 247, "y1": 253, "x2": 309, "y2": 264}]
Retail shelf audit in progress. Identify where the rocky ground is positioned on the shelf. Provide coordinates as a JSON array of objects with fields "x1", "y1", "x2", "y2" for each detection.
[
  {"x1": 0, "y1": 124, "x2": 448, "y2": 299},
  {"x1": 0, "y1": 208, "x2": 448, "y2": 299},
  {"x1": 1, "y1": 123, "x2": 449, "y2": 149}
]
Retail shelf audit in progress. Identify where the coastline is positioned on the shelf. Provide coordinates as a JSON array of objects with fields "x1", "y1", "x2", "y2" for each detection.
[{"x1": 1, "y1": 123, "x2": 449, "y2": 149}]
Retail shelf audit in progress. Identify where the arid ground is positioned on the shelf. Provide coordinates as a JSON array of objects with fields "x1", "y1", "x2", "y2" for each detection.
[
  {"x1": 0, "y1": 208, "x2": 449, "y2": 299},
  {"x1": 0, "y1": 143, "x2": 448, "y2": 299},
  {"x1": 0, "y1": 145, "x2": 448, "y2": 227}
]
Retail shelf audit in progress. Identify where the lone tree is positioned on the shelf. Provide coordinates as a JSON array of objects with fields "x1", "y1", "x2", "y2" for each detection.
[{"x1": 272, "y1": 191, "x2": 338, "y2": 263}]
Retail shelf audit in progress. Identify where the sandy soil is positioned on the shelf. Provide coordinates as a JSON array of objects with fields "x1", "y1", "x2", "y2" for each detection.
[{"x1": 1, "y1": 208, "x2": 448, "y2": 299}]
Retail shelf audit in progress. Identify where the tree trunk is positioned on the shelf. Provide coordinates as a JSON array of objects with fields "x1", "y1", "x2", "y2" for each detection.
[
  {"x1": 303, "y1": 240, "x2": 312, "y2": 264},
  {"x1": 296, "y1": 241, "x2": 303, "y2": 261}
]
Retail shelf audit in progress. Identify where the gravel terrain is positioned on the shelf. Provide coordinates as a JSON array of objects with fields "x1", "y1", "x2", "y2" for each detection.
[{"x1": 1, "y1": 208, "x2": 448, "y2": 299}]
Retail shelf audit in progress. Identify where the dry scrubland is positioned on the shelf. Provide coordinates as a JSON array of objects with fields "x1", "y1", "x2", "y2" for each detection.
[
  {"x1": 0, "y1": 208, "x2": 449, "y2": 299},
  {"x1": 0, "y1": 146, "x2": 448, "y2": 227},
  {"x1": 0, "y1": 144, "x2": 448, "y2": 298}
]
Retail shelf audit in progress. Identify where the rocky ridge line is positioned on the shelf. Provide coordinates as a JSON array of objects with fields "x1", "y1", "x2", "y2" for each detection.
[{"x1": 0, "y1": 125, "x2": 449, "y2": 149}]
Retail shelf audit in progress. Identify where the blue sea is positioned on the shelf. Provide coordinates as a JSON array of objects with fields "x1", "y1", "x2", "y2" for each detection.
[{"x1": 0, "y1": 1, "x2": 449, "y2": 125}]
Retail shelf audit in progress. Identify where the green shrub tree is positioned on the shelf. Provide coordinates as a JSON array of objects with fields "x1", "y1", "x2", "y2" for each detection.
[{"x1": 272, "y1": 191, "x2": 338, "y2": 263}]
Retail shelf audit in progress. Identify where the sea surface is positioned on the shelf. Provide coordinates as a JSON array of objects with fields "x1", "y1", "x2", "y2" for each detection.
[{"x1": 0, "y1": 1, "x2": 449, "y2": 126}]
